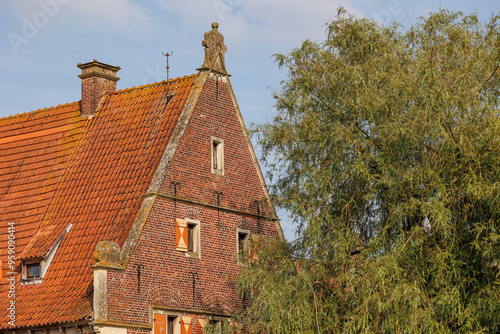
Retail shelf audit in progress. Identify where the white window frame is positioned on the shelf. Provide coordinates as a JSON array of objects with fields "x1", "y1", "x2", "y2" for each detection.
[
  {"x1": 167, "y1": 314, "x2": 180, "y2": 334},
  {"x1": 22, "y1": 260, "x2": 42, "y2": 281},
  {"x1": 211, "y1": 136, "x2": 224, "y2": 175}
]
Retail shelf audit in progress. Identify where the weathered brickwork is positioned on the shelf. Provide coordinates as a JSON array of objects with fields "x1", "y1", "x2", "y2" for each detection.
[
  {"x1": 160, "y1": 78, "x2": 272, "y2": 216},
  {"x1": 78, "y1": 61, "x2": 120, "y2": 117},
  {"x1": 105, "y1": 76, "x2": 279, "y2": 330}
]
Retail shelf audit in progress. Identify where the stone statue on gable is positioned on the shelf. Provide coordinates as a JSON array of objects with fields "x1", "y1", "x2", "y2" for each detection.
[{"x1": 201, "y1": 22, "x2": 228, "y2": 74}]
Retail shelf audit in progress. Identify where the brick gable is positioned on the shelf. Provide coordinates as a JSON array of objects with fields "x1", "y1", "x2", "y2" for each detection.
[{"x1": 100, "y1": 74, "x2": 280, "y2": 333}]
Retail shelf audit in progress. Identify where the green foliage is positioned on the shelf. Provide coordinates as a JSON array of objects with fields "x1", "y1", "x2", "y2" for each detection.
[{"x1": 238, "y1": 9, "x2": 500, "y2": 333}]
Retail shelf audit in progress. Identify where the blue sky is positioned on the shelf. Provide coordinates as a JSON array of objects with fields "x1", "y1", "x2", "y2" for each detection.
[{"x1": 1, "y1": 0, "x2": 499, "y2": 241}]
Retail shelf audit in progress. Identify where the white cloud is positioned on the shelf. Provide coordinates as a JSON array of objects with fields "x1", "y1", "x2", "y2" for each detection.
[{"x1": 67, "y1": 0, "x2": 153, "y2": 38}]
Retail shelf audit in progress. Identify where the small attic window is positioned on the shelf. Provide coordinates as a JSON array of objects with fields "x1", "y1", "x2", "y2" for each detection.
[
  {"x1": 27, "y1": 263, "x2": 40, "y2": 278},
  {"x1": 211, "y1": 137, "x2": 224, "y2": 175},
  {"x1": 21, "y1": 223, "x2": 73, "y2": 284},
  {"x1": 22, "y1": 260, "x2": 42, "y2": 281},
  {"x1": 175, "y1": 218, "x2": 200, "y2": 258}
]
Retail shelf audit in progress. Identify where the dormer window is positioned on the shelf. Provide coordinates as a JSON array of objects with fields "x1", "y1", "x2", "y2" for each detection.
[
  {"x1": 22, "y1": 260, "x2": 42, "y2": 281},
  {"x1": 21, "y1": 223, "x2": 73, "y2": 284},
  {"x1": 27, "y1": 263, "x2": 40, "y2": 278},
  {"x1": 211, "y1": 137, "x2": 224, "y2": 175}
]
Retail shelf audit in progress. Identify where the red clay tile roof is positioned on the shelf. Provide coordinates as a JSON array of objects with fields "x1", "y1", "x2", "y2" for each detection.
[{"x1": 0, "y1": 74, "x2": 196, "y2": 329}]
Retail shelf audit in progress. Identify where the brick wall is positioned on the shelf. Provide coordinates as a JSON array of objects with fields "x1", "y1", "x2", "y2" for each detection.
[
  {"x1": 160, "y1": 77, "x2": 272, "y2": 215},
  {"x1": 105, "y1": 77, "x2": 279, "y2": 331},
  {"x1": 80, "y1": 76, "x2": 117, "y2": 117}
]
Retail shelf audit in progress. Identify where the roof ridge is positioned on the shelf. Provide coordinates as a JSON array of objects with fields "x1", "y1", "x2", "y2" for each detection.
[
  {"x1": 0, "y1": 101, "x2": 80, "y2": 122},
  {"x1": 0, "y1": 75, "x2": 197, "y2": 122},
  {"x1": 107, "y1": 73, "x2": 197, "y2": 96}
]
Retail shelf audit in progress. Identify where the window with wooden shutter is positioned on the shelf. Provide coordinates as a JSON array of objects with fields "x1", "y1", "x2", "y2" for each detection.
[
  {"x1": 180, "y1": 316, "x2": 192, "y2": 334},
  {"x1": 232, "y1": 321, "x2": 243, "y2": 334},
  {"x1": 198, "y1": 319, "x2": 209, "y2": 333},
  {"x1": 249, "y1": 234, "x2": 260, "y2": 261},
  {"x1": 155, "y1": 313, "x2": 181, "y2": 334},
  {"x1": 176, "y1": 218, "x2": 201, "y2": 258},
  {"x1": 154, "y1": 314, "x2": 166, "y2": 334},
  {"x1": 175, "y1": 219, "x2": 188, "y2": 252}
]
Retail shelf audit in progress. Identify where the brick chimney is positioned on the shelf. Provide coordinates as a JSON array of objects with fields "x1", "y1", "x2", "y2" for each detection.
[{"x1": 77, "y1": 59, "x2": 120, "y2": 117}]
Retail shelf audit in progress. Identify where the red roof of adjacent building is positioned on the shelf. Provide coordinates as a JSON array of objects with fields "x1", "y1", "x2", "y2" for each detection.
[{"x1": 0, "y1": 75, "x2": 196, "y2": 328}]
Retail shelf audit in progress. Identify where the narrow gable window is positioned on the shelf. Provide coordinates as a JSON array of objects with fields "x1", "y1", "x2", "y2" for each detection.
[
  {"x1": 211, "y1": 137, "x2": 224, "y2": 175},
  {"x1": 187, "y1": 223, "x2": 195, "y2": 252},
  {"x1": 236, "y1": 229, "x2": 250, "y2": 264},
  {"x1": 213, "y1": 141, "x2": 219, "y2": 169}
]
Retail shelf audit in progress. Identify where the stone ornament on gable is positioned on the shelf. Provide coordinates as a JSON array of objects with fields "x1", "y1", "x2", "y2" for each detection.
[
  {"x1": 93, "y1": 240, "x2": 122, "y2": 268},
  {"x1": 186, "y1": 207, "x2": 200, "y2": 220},
  {"x1": 201, "y1": 22, "x2": 228, "y2": 74}
]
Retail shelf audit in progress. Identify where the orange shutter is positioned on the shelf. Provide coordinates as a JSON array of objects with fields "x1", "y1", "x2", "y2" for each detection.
[
  {"x1": 198, "y1": 319, "x2": 209, "y2": 333},
  {"x1": 249, "y1": 235, "x2": 260, "y2": 261},
  {"x1": 154, "y1": 314, "x2": 166, "y2": 334},
  {"x1": 180, "y1": 316, "x2": 192, "y2": 334},
  {"x1": 175, "y1": 219, "x2": 188, "y2": 251}
]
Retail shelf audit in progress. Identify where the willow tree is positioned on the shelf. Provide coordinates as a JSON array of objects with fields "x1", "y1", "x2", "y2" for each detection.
[{"x1": 235, "y1": 9, "x2": 500, "y2": 333}]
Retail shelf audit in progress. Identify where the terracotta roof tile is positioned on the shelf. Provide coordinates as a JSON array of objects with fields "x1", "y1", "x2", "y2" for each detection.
[{"x1": 0, "y1": 75, "x2": 197, "y2": 328}]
